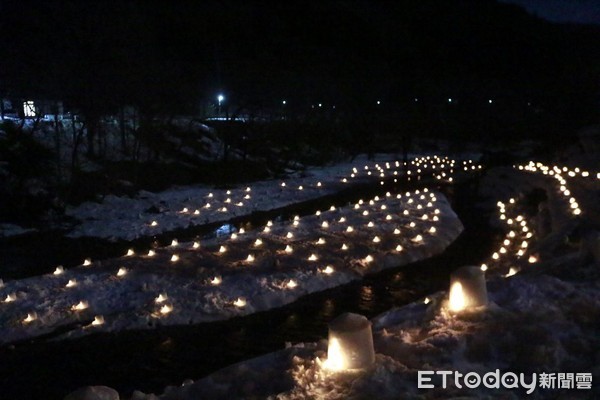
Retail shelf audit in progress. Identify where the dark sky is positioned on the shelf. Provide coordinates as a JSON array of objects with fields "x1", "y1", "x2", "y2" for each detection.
[{"x1": 502, "y1": 0, "x2": 600, "y2": 24}]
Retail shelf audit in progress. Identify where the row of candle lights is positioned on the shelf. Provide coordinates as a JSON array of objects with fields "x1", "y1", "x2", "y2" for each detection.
[{"x1": 4, "y1": 187, "x2": 447, "y2": 328}]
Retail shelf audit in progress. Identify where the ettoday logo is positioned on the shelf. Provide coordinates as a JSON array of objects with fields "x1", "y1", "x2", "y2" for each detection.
[{"x1": 418, "y1": 370, "x2": 593, "y2": 394}]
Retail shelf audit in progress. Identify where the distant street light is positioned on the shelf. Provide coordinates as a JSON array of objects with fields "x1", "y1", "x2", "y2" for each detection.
[
  {"x1": 377, "y1": 100, "x2": 381, "y2": 105},
  {"x1": 217, "y1": 94, "x2": 224, "y2": 116},
  {"x1": 282, "y1": 100, "x2": 286, "y2": 105},
  {"x1": 448, "y1": 98, "x2": 453, "y2": 103},
  {"x1": 488, "y1": 99, "x2": 493, "y2": 104}
]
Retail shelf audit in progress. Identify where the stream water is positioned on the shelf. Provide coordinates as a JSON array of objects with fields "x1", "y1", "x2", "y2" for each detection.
[{"x1": 0, "y1": 177, "x2": 499, "y2": 399}]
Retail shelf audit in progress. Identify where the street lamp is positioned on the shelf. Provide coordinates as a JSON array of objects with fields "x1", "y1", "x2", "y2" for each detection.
[{"x1": 217, "y1": 94, "x2": 224, "y2": 117}]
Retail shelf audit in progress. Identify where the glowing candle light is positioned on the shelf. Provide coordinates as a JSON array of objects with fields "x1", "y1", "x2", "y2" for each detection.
[
  {"x1": 386, "y1": 215, "x2": 392, "y2": 221},
  {"x1": 286, "y1": 279, "x2": 298, "y2": 289},
  {"x1": 92, "y1": 315, "x2": 104, "y2": 326},
  {"x1": 372, "y1": 236, "x2": 381, "y2": 243},
  {"x1": 210, "y1": 276, "x2": 222, "y2": 286},
  {"x1": 71, "y1": 301, "x2": 88, "y2": 311},
  {"x1": 429, "y1": 227, "x2": 437, "y2": 234},
  {"x1": 82, "y1": 258, "x2": 92, "y2": 266},
  {"x1": 66, "y1": 279, "x2": 77, "y2": 288},
  {"x1": 171, "y1": 239, "x2": 178, "y2": 247},
  {"x1": 194, "y1": 209, "x2": 200, "y2": 215},
  {"x1": 117, "y1": 267, "x2": 127, "y2": 277},
  {"x1": 505, "y1": 267, "x2": 519, "y2": 277},
  {"x1": 246, "y1": 254, "x2": 255, "y2": 262},
  {"x1": 403, "y1": 210, "x2": 409, "y2": 216},
  {"x1": 448, "y1": 266, "x2": 488, "y2": 312},
  {"x1": 155, "y1": 293, "x2": 168, "y2": 303},
  {"x1": 233, "y1": 298, "x2": 246, "y2": 308},
  {"x1": 219, "y1": 245, "x2": 227, "y2": 253},
  {"x1": 367, "y1": 221, "x2": 374, "y2": 228},
  {"x1": 341, "y1": 244, "x2": 348, "y2": 250},
  {"x1": 286, "y1": 232, "x2": 294, "y2": 239},
  {"x1": 53, "y1": 266, "x2": 64, "y2": 276},
  {"x1": 193, "y1": 241, "x2": 200, "y2": 249},
  {"x1": 325, "y1": 313, "x2": 375, "y2": 371},
  {"x1": 424, "y1": 297, "x2": 430, "y2": 304},
  {"x1": 362, "y1": 210, "x2": 369, "y2": 216},
  {"x1": 528, "y1": 255, "x2": 538, "y2": 263},
  {"x1": 322, "y1": 221, "x2": 329, "y2": 228},
  {"x1": 263, "y1": 226, "x2": 271, "y2": 233},
  {"x1": 322, "y1": 265, "x2": 335, "y2": 274},
  {"x1": 480, "y1": 264, "x2": 488, "y2": 272},
  {"x1": 409, "y1": 222, "x2": 416, "y2": 228},
  {"x1": 23, "y1": 313, "x2": 37, "y2": 323},
  {"x1": 126, "y1": 248, "x2": 135, "y2": 256},
  {"x1": 395, "y1": 245, "x2": 403, "y2": 252},
  {"x1": 254, "y1": 239, "x2": 263, "y2": 247},
  {"x1": 181, "y1": 207, "x2": 189, "y2": 213},
  {"x1": 293, "y1": 220, "x2": 299, "y2": 227},
  {"x1": 364, "y1": 255, "x2": 373, "y2": 263},
  {"x1": 239, "y1": 228, "x2": 245, "y2": 234},
  {"x1": 151, "y1": 220, "x2": 158, "y2": 227},
  {"x1": 316, "y1": 237, "x2": 326, "y2": 245},
  {"x1": 4, "y1": 293, "x2": 16, "y2": 303},
  {"x1": 170, "y1": 254, "x2": 179, "y2": 262},
  {"x1": 284, "y1": 245, "x2": 293, "y2": 253},
  {"x1": 346, "y1": 226, "x2": 354, "y2": 233},
  {"x1": 308, "y1": 254, "x2": 318, "y2": 261},
  {"x1": 492, "y1": 252, "x2": 500, "y2": 260},
  {"x1": 148, "y1": 250, "x2": 156, "y2": 257},
  {"x1": 317, "y1": 181, "x2": 322, "y2": 187},
  {"x1": 160, "y1": 304, "x2": 173, "y2": 315}
]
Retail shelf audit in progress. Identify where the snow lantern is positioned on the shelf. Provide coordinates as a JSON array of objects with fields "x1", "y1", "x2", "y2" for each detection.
[
  {"x1": 325, "y1": 312, "x2": 375, "y2": 371},
  {"x1": 448, "y1": 266, "x2": 488, "y2": 312}
]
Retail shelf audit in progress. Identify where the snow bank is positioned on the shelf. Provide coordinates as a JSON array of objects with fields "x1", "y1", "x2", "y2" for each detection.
[
  {"x1": 64, "y1": 155, "x2": 479, "y2": 241},
  {"x1": 0, "y1": 189, "x2": 462, "y2": 345},
  {"x1": 137, "y1": 254, "x2": 599, "y2": 399}
]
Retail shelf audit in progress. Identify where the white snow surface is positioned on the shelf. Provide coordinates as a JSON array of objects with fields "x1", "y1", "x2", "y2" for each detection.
[
  {"x1": 64, "y1": 154, "x2": 476, "y2": 241},
  {"x1": 143, "y1": 259, "x2": 599, "y2": 400},
  {"x1": 125, "y1": 161, "x2": 600, "y2": 400},
  {"x1": 0, "y1": 189, "x2": 462, "y2": 345}
]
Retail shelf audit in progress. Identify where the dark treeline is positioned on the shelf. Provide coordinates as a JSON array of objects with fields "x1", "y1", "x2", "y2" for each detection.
[
  {"x1": 0, "y1": 0, "x2": 600, "y2": 138},
  {"x1": 1, "y1": 0, "x2": 598, "y2": 126},
  {"x1": 0, "y1": 0, "x2": 599, "y2": 220}
]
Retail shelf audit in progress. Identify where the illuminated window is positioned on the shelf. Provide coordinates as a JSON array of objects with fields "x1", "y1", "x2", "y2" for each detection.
[{"x1": 23, "y1": 101, "x2": 36, "y2": 117}]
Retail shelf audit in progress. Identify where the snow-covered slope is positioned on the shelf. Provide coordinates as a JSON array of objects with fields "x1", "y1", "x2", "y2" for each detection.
[{"x1": 0, "y1": 189, "x2": 462, "y2": 345}]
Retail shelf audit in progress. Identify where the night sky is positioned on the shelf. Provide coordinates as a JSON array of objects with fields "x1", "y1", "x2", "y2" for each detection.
[{"x1": 503, "y1": 0, "x2": 600, "y2": 24}]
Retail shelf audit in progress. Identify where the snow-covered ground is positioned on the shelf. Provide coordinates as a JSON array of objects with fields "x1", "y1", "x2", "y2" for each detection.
[
  {"x1": 65, "y1": 155, "x2": 480, "y2": 241},
  {"x1": 0, "y1": 188, "x2": 463, "y2": 345},
  {"x1": 121, "y1": 160, "x2": 599, "y2": 400}
]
